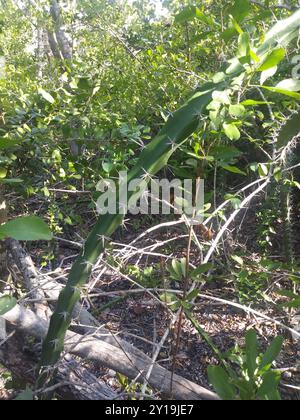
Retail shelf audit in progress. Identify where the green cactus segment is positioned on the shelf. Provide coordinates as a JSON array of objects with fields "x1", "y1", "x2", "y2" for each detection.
[
  {"x1": 276, "y1": 110, "x2": 300, "y2": 265},
  {"x1": 128, "y1": 82, "x2": 225, "y2": 180},
  {"x1": 257, "y1": 9, "x2": 300, "y2": 55},
  {"x1": 277, "y1": 111, "x2": 300, "y2": 149},
  {"x1": 280, "y1": 182, "x2": 294, "y2": 265},
  {"x1": 39, "y1": 216, "x2": 124, "y2": 366},
  {"x1": 40, "y1": 82, "x2": 223, "y2": 368},
  {"x1": 39, "y1": 10, "x2": 300, "y2": 377}
]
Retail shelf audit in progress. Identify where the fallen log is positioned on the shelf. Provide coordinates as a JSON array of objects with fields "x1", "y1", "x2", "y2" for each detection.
[
  {"x1": 7, "y1": 239, "x2": 51, "y2": 319},
  {"x1": 7, "y1": 239, "x2": 170, "y2": 364},
  {"x1": 0, "y1": 329, "x2": 117, "y2": 400},
  {"x1": 6, "y1": 239, "x2": 117, "y2": 400},
  {"x1": 56, "y1": 355, "x2": 118, "y2": 400},
  {"x1": 2, "y1": 304, "x2": 219, "y2": 400}
]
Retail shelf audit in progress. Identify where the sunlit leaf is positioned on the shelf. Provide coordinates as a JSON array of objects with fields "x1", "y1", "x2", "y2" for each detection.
[
  {"x1": 258, "y1": 48, "x2": 285, "y2": 72},
  {"x1": 229, "y1": 104, "x2": 246, "y2": 117},
  {"x1": 223, "y1": 123, "x2": 241, "y2": 140},
  {"x1": 228, "y1": 0, "x2": 251, "y2": 23},
  {"x1": 175, "y1": 6, "x2": 201, "y2": 24},
  {"x1": 237, "y1": 33, "x2": 250, "y2": 58},
  {"x1": 241, "y1": 100, "x2": 273, "y2": 106},
  {"x1": 0, "y1": 167, "x2": 7, "y2": 178},
  {"x1": 38, "y1": 88, "x2": 55, "y2": 104},
  {"x1": 262, "y1": 79, "x2": 300, "y2": 99},
  {"x1": 0, "y1": 295, "x2": 17, "y2": 316},
  {"x1": 260, "y1": 66, "x2": 278, "y2": 85},
  {"x1": 276, "y1": 79, "x2": 300, "y2": 91},
  {"x1": 222, "y1": 165, "x2": 246, "y2": 176},
  {"x1": 231, "y1": 255, "x2": 244, "y2": 266},
  {"x1": 0, "y1": 216, "x2": 53, "y2": 241}
]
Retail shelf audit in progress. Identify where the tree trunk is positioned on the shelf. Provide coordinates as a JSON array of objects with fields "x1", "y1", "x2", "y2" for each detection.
[{"x1": 48, "y1": 0, "x2": 72, "y2": 60}]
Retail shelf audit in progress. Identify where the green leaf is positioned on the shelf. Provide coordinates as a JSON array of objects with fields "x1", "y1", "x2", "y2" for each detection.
[
  {"x1": 294, "y1": 180, "x2": 300, "y2": 189},
  {"x1": 221, "y1": 27, "x2": 238, "y2": 42},
  {"x1": 196, "y1": 11, "x2": 215, "y2": 26},
  {"x1": 276, "y1": 78, "x2": 300, "y2": 91},
  {"x1": 175, "y1": 6, "x2": 216, "y2": 26},
  {"x1": 212, "y1": 90, "x2": 231, "y2": 105},
  {"x1": 102, "y1": 161, "x2": 114, "y2": 174},
  {"x1": 186, "y1": 289, "x2": 199, "y2": 302},
  {"x1": 225, "y1": 194, "x2": 242, "y2": 209},
  {"x1": 175, "y1": 6, "x2": 201, "y2": 24},
  {"x1": 258, "y1": 163, "x2": 269, "y2": 177},
  {"x1": 213, "y1": 72, "x2": 227, "y2": 84},
  {"x1": 261, "y1": 10, "x2": 300, "y2": 50},
  {"x1": 228, "y1": 0, "x2": 251, "y2": 22},
  {"x1": 0, "y1": 167, "x2": 7, "y2": 178},
  {"x1": 223, "y1": 123, "x2": 241, "y2": 140},
  {"x1": 258, "y1": 48, "x2": 285, "y2": 71},
  {"x1": 229, "y1": 15, "x2": 244, "y2": 35},
  {"x1": 159, "y1": 292, "x2": 180, "y2": 311},
  {"x1": 14, "y1": 388, "x2": 34, "y2": 401},
  {"x1": 231, "y1": 255, "x2": 244, "y2": 266},
  {"x1": 222, "y1": 165, "x2": 246, "y2": 176},
  {"x1": 0, "y1": 138, "x2": 21, "y2": 150},
  {"x1": 179, "y1": 258, "x2": 187, "y2": 278},
  {"x1": 250, "y1": 49, "x2": 260, "y2": 63},
  {"x1": 0, "y1": 216, "x2": 53, "y2": 241},
  {"x1": 38, "y1": 88, "x2": 55, "y2": 104},
  {"x1": 245, "y1": 329, "x2": 258, "y2": 378},
  {"x1": 259, "y1": 336, "x2": 284, "y2": 371},
  {"x1": 260, "y1": 66, "x2": 278, "y2": 85},
  {"x1": 0, "y1": 178, "x2": 23, "y2": 184},
  {"x1": 262, "y1": 86, "x2": 300, "y2": 100},
  {"x1": 167, "y1": 260, "x2": 181, "y2": 280},
  {"x1": 277, "y1": 290, "x2": 299, "y2": 299},
  {"x1": 78, "y1": 77, "x2": 91, "y2": 91},
  {"x1": 257, "y1": 371, "x2": 281, "y2": 400},
  {"x1": 229, "y1": 104, "x2": 246, "y2": 117},
  {"x1": 280, "y1": 298, "x2": 300, "y2": 309},
  {"x1": 211, "y1": 145, "x2": 242, "y2": 162},
  {"x1": 237, "y1": 33, "x2": 250, "y2": 58},
  {"x1": 192, "y1": 263, "x2": 213, "y2": 277},
  {"x1": 208, "y1": 366, "x2": 236, "y2": 400},
  {"x1": 168, "y1": 260, "x2": 181, "y2": 280},
  {"x1": 241, "y1": 100, "x2": 273, "y2": 106},
  {"x1": 262, "y1": 79, "x2": 300, "y2": 100},
  {"x1": 0, "y1": 295, "x2": 17, "y2": 316}
]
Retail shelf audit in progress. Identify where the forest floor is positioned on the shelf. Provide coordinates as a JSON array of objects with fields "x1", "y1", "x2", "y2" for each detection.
[
  {"x1": 1, "y1": 193, "x2": 300, "y2": 400},
  {"x1": 81, "y1": 221, "x2": 300, "y2": 400}
]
